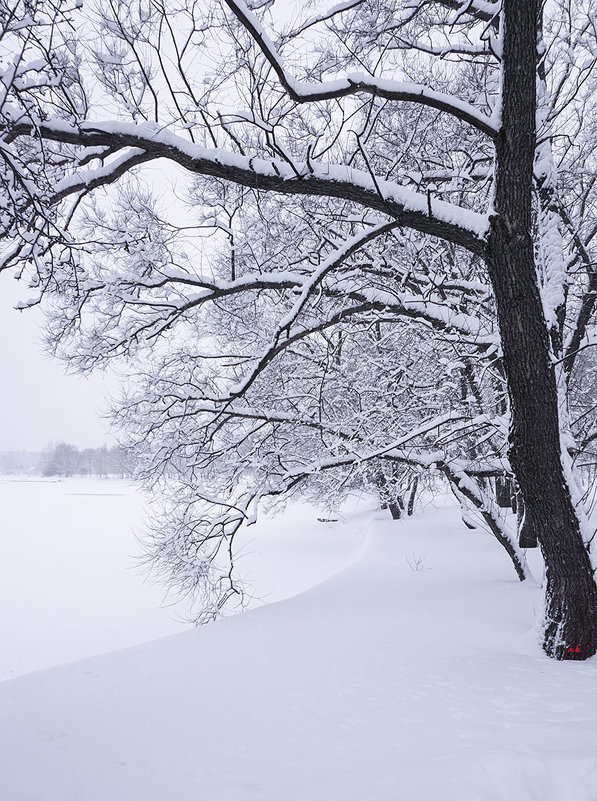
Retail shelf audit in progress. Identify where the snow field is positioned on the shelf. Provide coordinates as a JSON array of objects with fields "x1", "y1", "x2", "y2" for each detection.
[{"x1": 1, "y1": 496, "x2": 597, "y2": 801}]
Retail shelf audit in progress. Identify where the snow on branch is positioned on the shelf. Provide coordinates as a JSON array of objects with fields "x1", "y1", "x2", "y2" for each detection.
[
  {"x1": 434, "y1": 0, "x2": 500, "y2": 26},
  {"x1": 337, "y1": 284, "x2": 496, "y2": 344},
  {"x1": 443, "y1": 463, "x2": 529, "y2": 581},
  {"x1": 222, "y1": 0, "x2": 498, "y2": 139},
  {"x1": 10, "y1": 119, "x2": 489, "y2": 255},
  {"x1": 280, "y1": 0, "x2": 367, "y2": 41},
  {"x1": 282, "y1": 410, "x2": 499, "y2": 479},
  {"x1": 223, "y1": 220, "x2": 400, "y2": 399},
  {"x1": 52, "y1": 149, "x2": 155, "y2": 203}
]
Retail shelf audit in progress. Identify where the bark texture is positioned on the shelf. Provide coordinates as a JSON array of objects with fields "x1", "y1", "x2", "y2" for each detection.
[
  {"x1": 486, "y1": 0, "x2": 597, "y2": 659},
  {"x1": 517, "y1": 497, "x2": 539, "y2": 549},
  {"x1": 495, "y1": 476, "x2": 513, "y2": 508}
]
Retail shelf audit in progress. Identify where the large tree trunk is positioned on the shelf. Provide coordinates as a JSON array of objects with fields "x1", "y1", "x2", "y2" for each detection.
[{"x1": 486, "y1": 0, "x2": 597, "y2": 659}]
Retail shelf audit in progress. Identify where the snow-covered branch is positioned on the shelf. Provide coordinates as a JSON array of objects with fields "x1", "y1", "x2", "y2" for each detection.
[
  {"x1": 222, "y1": 0, "x2": 498, "y2": 139},
  {"x1": 6, "y1": 119, "x2": 490, "y2": 255}
]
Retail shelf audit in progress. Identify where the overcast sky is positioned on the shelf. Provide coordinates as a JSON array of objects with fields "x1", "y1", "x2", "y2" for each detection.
[{"x1": 0, "y1": 273, "x2": 113, "y2": 452}]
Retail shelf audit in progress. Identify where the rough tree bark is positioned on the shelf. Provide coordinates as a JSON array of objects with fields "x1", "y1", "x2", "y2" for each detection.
[
  {"x1": 486, "y1": 0, "x2": 597, "y2": 659},
  {"x1": 517, "y1": 493, "x2": 538, "y2": 549},
  {"x1": 495, "y1": 476, "x2": 513, "y2": 508}
]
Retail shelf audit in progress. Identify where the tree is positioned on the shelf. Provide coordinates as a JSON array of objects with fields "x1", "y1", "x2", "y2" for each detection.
[
  {"x1": 39, "y1": 441, "x2": 136, "y2": 477},
  {"x1": 1, "y1": 0, "x2": 596, "y2": 657},
  {"x1": 40, "y1": 441, "x2": 80, "y2": 476}
]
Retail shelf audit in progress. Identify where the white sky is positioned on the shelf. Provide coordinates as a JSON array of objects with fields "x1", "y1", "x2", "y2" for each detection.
[{"x1": 0, "y1": 272, "x2": 113, "y2": 452}]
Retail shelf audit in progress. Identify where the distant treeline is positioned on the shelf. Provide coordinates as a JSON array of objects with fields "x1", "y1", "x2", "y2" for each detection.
[{"x1": 0, "y1": 443, "x2": 135, "y2": 478}]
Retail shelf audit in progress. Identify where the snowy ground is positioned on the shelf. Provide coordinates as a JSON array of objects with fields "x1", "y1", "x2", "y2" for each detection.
[{"x1": 2, "y1": 491, "x2": 597, "y2": 800}]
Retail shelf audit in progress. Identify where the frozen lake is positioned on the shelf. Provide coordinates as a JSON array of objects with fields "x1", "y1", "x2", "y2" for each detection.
[
  {"x1": 0, "y1": 477, "x2": 365, "y2": 680},
  {"x1": 0, "y1": 477, "x2": 183, "y2": 680}
]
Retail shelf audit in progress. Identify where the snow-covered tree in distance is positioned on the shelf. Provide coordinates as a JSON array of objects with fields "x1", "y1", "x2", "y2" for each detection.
[{"x1": 1, "y1": 0, "x2": 596, "y2": 659}]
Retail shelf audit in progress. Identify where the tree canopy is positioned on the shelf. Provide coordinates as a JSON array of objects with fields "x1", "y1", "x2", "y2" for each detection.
[{"x1": 1, "y1": 0, "x2": 597, "y2": 657}]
